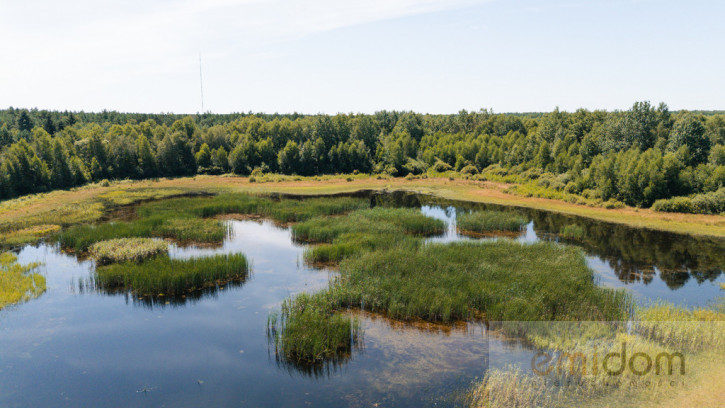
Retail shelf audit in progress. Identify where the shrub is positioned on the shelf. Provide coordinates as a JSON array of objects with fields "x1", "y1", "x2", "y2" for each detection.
[
  {"x1": 459, "y1": 164, "x2": 479, "y2": 175},
  {"x1": 430, "y1": 159, "x2": 453, "y2": 173}
]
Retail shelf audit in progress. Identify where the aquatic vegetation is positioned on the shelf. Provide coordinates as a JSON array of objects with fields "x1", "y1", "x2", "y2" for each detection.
[
  {"x1": 293, "y1": 207, "x2": 444, "y2": 243},
  {"x1": 267, "y1": 292, "x2": 361, "y2": 366},
  {"x1": 89, "y1": 238, "x2": 168, "y2": 265},
  {"x1": 0, "y1": 252, "x2": 46, "y2": 310},
  {"x1": 0, "y1": 224, "x2": 61, "y2": 247},
  {"x1": 634, "y1": 301, "x2": 725, "y2": 352},
  {"x1": 293, "y1": 207, "x2": 443, "y2": 263},
  {"x1": 456, "y1": 210, "x2": 527, "y2": 233},
  {"x1": 153, "y1": 217, "x2": 230, "y2": 242},
  {"x1": 137, "y1": 193, "x2": 368, "y2": 223},
  {"x1": 95, "y1": 253, "x2": 249, "y2": 296},
  {"x1": 560, "y1": 224, "x2": 586, "y2": 240},
  {"x1": 330, "y1": 240, "x2": 631, "y2": 322}
]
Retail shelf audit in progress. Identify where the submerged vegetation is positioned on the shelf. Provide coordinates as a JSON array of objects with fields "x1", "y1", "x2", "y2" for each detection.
[
  {"x1": 0, "y1": 252, "x2": 46, "y2": 310},
  {"x1": 455, "y1": 210, "x2": 527, "y2": 233},
  {"x1": 94, "y1": 253, "x2": 249, "y2": 297},
  {"x1": 89, "y1": 238, "x2": 168, "y2": 265}
]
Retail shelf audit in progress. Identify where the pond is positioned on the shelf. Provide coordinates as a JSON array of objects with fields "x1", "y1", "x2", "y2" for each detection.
[{"x1": 1, "y1": 191, "x2": 723, "y2": 407}]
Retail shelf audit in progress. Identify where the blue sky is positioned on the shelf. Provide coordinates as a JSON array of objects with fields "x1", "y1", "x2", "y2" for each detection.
[{"x1": 1, "y1": 0, "x2": 723, "y2": 114}]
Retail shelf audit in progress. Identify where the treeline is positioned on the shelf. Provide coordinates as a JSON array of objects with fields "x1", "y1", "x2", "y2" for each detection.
[{"x1": 1, "y1": 103, "x2": 724, "y2": 213}]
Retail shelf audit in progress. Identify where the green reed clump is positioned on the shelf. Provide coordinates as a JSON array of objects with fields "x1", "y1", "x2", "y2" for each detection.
[
  {"x1": 95, "y1": 253, "x2": 249, "y2": 296},
  {"x1": 293, "y1": 207, "x2": 442, "y2": 264},
  {"x1": 154, "y1": 217, "x2": 230, "y2": 242},
  {"x1": 304, "y1": 232, "x2": 418, "y2": 264},
  {"x1": 560, "y1": 224, "x2": 586, "y2": 240},
  {"x1": 58, "y1": 215, "x2": 227, "y2": 251},
  {"x1": 456, "y1": 210, "x2": 527, "y2": 233},
  {"x1": 0, "y1": 252, "x2": 46, "y2": 310},
  {"x1": 267, "y1": 292, "x2": 361, "y2": 364},
  {"x1": 330, "y1": 240, "x2": 631, "y2": 322},
  {"x1": 89, "y1": 238, "x2": 168, "y2": 265},
  {"x1": 293, "y1": 207, "x2": 444, "y2": 243}
]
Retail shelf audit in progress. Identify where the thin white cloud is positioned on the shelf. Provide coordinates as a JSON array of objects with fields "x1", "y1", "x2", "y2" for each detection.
[{"x1": 0, "y1": 0, "x2": 489, "y2": 110}]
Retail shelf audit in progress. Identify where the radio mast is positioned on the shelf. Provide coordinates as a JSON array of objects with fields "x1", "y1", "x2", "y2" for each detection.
[{"x1": 199, "y1": 53, "x2": 205, "y2": 113}]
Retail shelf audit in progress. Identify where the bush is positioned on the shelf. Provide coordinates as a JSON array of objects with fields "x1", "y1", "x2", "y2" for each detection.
[
  {"x1": 460, "y1": 164, "x2": 479, "y2": 175},
  {"x1": 430, "y1": 159, "x2": 453, "y2": 173},
  {"x1": 652, "y1": 188, "x2": 725, "y2": 214}
]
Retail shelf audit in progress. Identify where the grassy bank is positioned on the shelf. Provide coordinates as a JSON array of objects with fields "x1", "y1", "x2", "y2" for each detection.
[
  {"x1": 0, "y1": 252, "x2": 46, "y2": 310},
  {"x1": 2, "y1": 175, "x2": 724, "y2": 248},
  {"x1": 58, "y1": 193, "x2": 369, "y2": 251},
  {"x1": 94, "y1": 253, "x2": 249, "y2": 296},
  {"x1": 469, "y1": 300, "x2": 725, "y2": 408}
]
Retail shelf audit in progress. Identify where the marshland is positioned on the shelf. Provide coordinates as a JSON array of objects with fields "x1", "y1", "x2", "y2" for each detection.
[{"x1": 0, "y1": 190, "x2": 722, "y2": 407}]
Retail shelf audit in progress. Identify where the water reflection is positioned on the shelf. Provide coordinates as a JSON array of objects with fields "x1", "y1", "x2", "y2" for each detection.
[{"x1": 376, "y1": 191, "x2": 724, "y2": 305}]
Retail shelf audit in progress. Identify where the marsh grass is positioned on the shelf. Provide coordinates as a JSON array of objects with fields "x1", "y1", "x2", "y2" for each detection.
[
  {"x1": 0, "y1": 224, "x2": 61, "y2": 247},
  {"x1": 560, "y1": 224, "x2": 586, "y2": 241},
  {"x1": 293, "y1": 207, "x2": 443, "y2": 263},
  {"x1": 0, "y1": 252, "x2": 46, "y2": 310},
  {"x1": 89, "y1": 238, "x2": 168, "y2": 265},
  {"x1": 634, "y1": 301, "x2": 725, "y2": 352},
  {"x1": 94, "y1": 253, "x2": 249, "y2": 296},
  {"x1": 267, "y1": 292, "x2": 361, "y2": 367},
  {"x1": 137, "y1": 193, "x2": 368, "y2": 223},
  {"x1": 456, "y1": 210, "x2": 527, "y2": 233},
  {"x1": 329, "y1": 240, "x2": 631, "y2": 322},
  {"x1": 471, "y1": 301, "x2": 725, "y2": 408}
]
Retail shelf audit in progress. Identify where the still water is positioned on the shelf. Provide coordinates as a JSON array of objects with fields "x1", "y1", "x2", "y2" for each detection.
[{"x1": 1, "y1": 192, "x2": 722, "y2": 407}]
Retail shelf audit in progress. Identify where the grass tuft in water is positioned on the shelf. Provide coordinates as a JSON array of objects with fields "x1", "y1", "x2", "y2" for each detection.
[
  {"x1": 0, "y1": 252, "x2": 46, "y2": 310},
  {"x1": 560, "y1": 224, "x2": 586, "y2": 240},
  {"x1": 456, "y1": 210, "x2": 527, "y2": 233},
  {"x1": 89, "y1": 238, "x2": 168, "y2": 265},
  {"x1": 94, "y1": 253, "x2": 249, "y2": 296},
  {"x1": 267, "y1": 292, "x2": 361, "y2": 367}
]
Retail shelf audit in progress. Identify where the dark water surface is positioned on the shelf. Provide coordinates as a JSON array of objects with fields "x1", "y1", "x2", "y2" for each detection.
[{"x1": 1, "y1": 192, "x2": 722, "y2": 407}]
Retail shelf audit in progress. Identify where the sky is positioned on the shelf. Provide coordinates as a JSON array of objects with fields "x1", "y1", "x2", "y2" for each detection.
[{"x1": 1, "y1": 0, "x2": 723, "y2": 114}]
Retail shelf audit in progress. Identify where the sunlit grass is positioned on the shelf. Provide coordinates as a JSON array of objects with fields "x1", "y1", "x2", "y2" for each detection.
[
  {"x1": 330, "y1": 240, "x2": 631, "y2": 322},
  {"x1": 560, "y1": 223, "x2": 586, "y2": 240},
  {"x1": 94, "y1": 253, "x2": 249, "y2": 296},
  {"x1": 293, "y1": 207, "x2": 443, "y2": 263},
  {"x1": 267, "y1": 292, "x2": 361, "y2": 366},
  {"x1": 0, "y1": 252, "x2": 46, "y2": 310},
  {"x1": 89, "y1": 238, "x2": 168, "y2": 265},
  {"x1": 0, "y1": 224, "x2": 61, "y2": 247},
  {"x1": 456, "y1": 210, "x2": 527, "y2": 233}
]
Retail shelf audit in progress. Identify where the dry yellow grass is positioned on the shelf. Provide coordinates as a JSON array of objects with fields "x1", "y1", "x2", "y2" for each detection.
[{"x1": 1, "y1": 175, "x2": 724, "y2": 243}]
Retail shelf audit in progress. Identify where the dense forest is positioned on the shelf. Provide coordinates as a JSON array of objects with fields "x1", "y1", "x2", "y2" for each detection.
[{"x1": 1, "y1": 102, "x2": 724, "y2": 214}]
